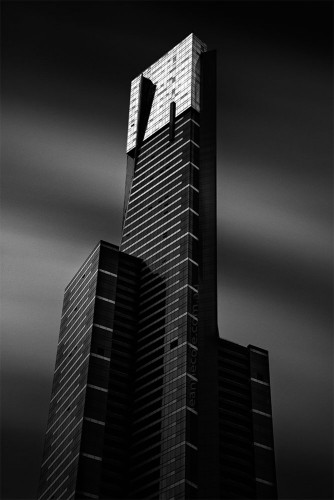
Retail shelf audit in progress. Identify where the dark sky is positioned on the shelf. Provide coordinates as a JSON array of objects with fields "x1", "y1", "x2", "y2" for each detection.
[{"x1": 1, "y1": 1, "x2": 332, "y2": 499}]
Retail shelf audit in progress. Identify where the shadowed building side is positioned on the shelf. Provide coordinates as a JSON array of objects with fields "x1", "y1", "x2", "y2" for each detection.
[
  {"x1": 38, "y1": 242, "x2": 141, "y2": 500},
  {"x1": 218, "y1": 339, "x2": 277, "y2": 499}
]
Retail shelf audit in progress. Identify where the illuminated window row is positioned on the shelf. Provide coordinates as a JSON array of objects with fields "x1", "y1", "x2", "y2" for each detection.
[
  {"x1": 124, "y1": 181, "x2": 194, "y2": 226},
  {"x1": 134, "y1": 112, "x2": 190, "y2": 157},
  {"x1": 123, "y1": 206, "x2": 184, "y2": 249},
  {"x1": 123, "y1": 199, "x2": 182, "y2": 239},
  {"x1": 135, "y1": 115, "x2": 197, "y2": 165},
  {"x1": 64, "y1": 244, "x2": 101, "y2": 292},
  {"x1": 130, "y1": 155, "x2": 183, "y2": 196},
  {"x1": 61, "y1": 270, "x2": 98, "y2": 319},
  {"x1": 127, "y1": 168, "x2": 183, "y2": 207},
  {"x1": 136, "y1": 231, "x2": 198, "y2": 261}
]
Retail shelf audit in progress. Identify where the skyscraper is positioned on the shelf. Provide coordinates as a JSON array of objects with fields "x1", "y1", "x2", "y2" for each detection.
[{"x1": 38, "y1": 34, "x2": 277, "y2": 500}]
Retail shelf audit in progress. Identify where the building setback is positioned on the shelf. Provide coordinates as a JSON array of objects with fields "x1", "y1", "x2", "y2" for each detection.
[{"x1": 38, "y1": 34, "x2": 277, "y2": 500}]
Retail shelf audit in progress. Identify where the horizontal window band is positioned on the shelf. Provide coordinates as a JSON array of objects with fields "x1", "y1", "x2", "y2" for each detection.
[
  {"x1": 135, "y1": 229, "x2": 182, "y2": 259},
  {"x1": 138, "y1": 112, "x2": 199, "y2": 153},
  {"x1": 134, "y1": 138, "x2": 183, "y2": 176},
  {"x1": 99, "y1": 269, "x2": 117, "y2": 277},
  {"x1": 59, "y1": 350, "x2": 89, "y2": 380},
  {"x1": 55, "y1": 385, "x2": 86, "y2": 415},
  {"x1": 81, "y1": 453, "x2": 102, "y2": 462},
  {"x1": 96, "y1": 295, "x2": 115, "y2": 304},
  {"x1": 42, "y1": 437, "x2": 74, "y2": 469},
  {"x1": 93, "y1": 323, "x2": 113, "y2": 332},
  {"x1": 125, "y1": 178, "x2": 183, "y2": 220},
  {"x1": 134, "y1": 371, "x2": 187, "y2": 404},
  {"x1": 45, "y1": 405, "x2": 78, "y2": 436},
  {"x1": 136, "y1": 131, "x2": 183, "y2": 167},
  {"x1": 136, "y1": 312, "x2": 190, "y2": 349},
  {"x1": 135, "y1": 132, "x2": 198, "y2": 182},
  {"x1": 122, "y1": 199, "x2": 182, "y2": 238},
  {"x1": 39, "y1": 475, "x2": 69, "y2": 500},
  {"x1": 140, "y1": 284, "x2": 196, "y2": 319},
  {"x1": 64, "y1": 243, "x2": 101, "y2": 292},
  {"x1": 90, "y1": 352, "x2": 111, "y2": 362},
  {"x1": 75, "y1": 492, "x2": 99, "y2": 499},
  {"x1": 129, "y1": 155, "x2": 198, "y2": 205},
  {"x1": 123, "y1": 181, "x2": 197, "y2": 229},
  {"x1": 122, "y1": 216, "x2": 182, "y2": 252},
  {"x1": 61, "y1": 270, "x2": 98, "y2": 319},
  {"x1": 123, "y1": 205, "x2": 198, "y2": 250},
  {"x1": 139, "y1": 298, "x2": 179, "y2": 325},
  {"x1": 135, "y1": 116, "x2": 197, "y2": 165},
  {"x1": 87, "y1": 384, "x2": 108, "y2": 393},
  {"x1": 47, "y1": 452, "x2": 73, "y2": 480},
  {"x1": 62, "y1": 325, "x2": 91, "y2": 357},
  {"x1": 60, "y1": 299, "x2": 94, "y2": 343},
  {"x1": 53, "y1": 375, "x2": 81, "y2": 404},
  {"x1": 251, "y1": 377, "x2": 269, "y2": 386},
  {"x1": 133, "y1": 115, "x2": 185, "y2": 157},
  {"x1": 54, "y1": 356, "x2": 89, "y2": 400},
  {"x1": 136, "y1": 231, "x2": 198, "y2": 260},
  {"x1": 254, "y1": 442, "x2": 273, "y2": 450},
  {"x1": 141, "y1": 251, "x2": 182, "y2": 278},
  {"x1": 84, "y1": 417, "x2": 105, "y2": 426},
  {"x1": 131, "y1": 155, "x2": 184, "y2": 198},
  {"x1": 140, "y1": 282, "x2": 189, "y2": 311},
  {"x1": 129, "y1": 161, "x2": 185, "y2": 204},
  {"x1": 141, "y1": 254, "x2": 198, "y2": 284},
  {"x1": 132, "y1": 393, "x2": 183, "y2": 436},
  {"x1": 252, "y1": 409, "x2": 272, "y2": 418},
  {"x1": 250, "y1": 347, "x2": 268, "y2": 357},
  {"x1": 58, "y1": 298, "x2": 95, "y2": 346},
  {"x1": 140, "y1": 271, "x2": 181, "y2": 298},
  {"x1": 256, "y1": 478, "x2": 274, "y2": 486},
  {"x1": 51, "y1": 416, "x2": 76, "y2": 443},
  {"x1": 55, "y1": 336, "x2": 89, "y2": 374}
]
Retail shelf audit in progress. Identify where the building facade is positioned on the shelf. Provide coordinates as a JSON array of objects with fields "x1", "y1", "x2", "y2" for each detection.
[
  {"x1": 218, "y1": 339, "x2": 277, "y2": 499},
  {"x1": 38, "y1": 34, "x2": 277, "y2": 500}
]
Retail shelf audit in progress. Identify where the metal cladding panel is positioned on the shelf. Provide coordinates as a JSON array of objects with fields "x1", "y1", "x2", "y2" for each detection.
[{"x1": 127, "y1": 33, "x2": 206, "y2": 152}]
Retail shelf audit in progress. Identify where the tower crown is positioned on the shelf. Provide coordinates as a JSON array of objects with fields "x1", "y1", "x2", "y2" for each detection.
[{"x1": 127, "y1": 33, "x2": 207, "y2": 152}]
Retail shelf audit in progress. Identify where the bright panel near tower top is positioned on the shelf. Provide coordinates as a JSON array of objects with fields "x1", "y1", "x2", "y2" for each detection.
[{"x1": 126, "y1": 33, "x2": 207, "y2": 152}]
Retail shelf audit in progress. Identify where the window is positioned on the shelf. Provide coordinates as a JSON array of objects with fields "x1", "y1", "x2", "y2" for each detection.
[{"x1": 170, "y1": 339, "x2": 178, "y2": 349}]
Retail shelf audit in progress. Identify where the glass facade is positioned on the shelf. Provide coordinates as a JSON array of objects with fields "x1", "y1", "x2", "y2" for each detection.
[
  {"x1": 121, "y1": 108, "x2": 201, "y2": 498},
  {"x1": 127, "y1": 33, "x2": 206, "y2": 152},
  {"x1": 38, "y1": 34, "x2": 277, "y2": 500}
]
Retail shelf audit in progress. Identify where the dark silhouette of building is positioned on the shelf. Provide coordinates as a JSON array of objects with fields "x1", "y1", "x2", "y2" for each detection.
[{"x1": 38, "y1": 34, "x2": 277, "y2": 500}]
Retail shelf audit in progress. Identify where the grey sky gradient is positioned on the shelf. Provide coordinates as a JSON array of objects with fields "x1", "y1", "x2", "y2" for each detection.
[{"x1": 1, "y1": 2, "x2": 332, "y2": 499}]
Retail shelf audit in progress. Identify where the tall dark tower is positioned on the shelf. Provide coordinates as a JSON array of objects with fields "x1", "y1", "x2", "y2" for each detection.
[
  {"x1": 120, "y1": 34, "x2": 219, "y2": 499},
  {"x1": 38, "y1": 34, "x2": 277, "y2": 500}
]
